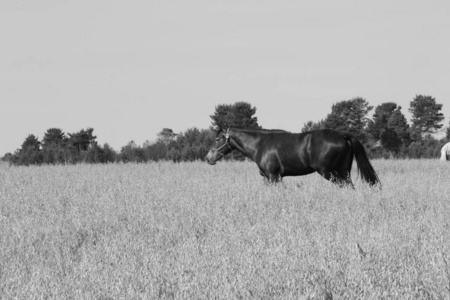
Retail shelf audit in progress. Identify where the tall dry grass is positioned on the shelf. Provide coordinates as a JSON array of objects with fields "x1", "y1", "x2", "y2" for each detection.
[{"x1": 1, "y1": 160, "x2": 450, "y2": 299}]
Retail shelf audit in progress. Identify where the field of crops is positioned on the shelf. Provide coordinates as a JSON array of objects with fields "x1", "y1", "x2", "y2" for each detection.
[{"x1": 1, "y1": 159, "x2": 450, "y2": 299}]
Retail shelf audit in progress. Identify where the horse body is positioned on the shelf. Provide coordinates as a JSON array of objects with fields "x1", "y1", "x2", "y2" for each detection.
[
  {"x1": 206, "y1": 126, "x2": 380, "y2": 187},
  {"x1": 253, "y1": 131, "x2": 316, "y2": 180},
  {"x1": 441, "y1": 142, "x2": 450, "y2": 161}
]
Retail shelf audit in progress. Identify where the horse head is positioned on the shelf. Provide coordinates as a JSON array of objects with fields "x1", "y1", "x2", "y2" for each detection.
[{"x1": 205, "y1": 125, "x2": 233, "y2": 165}]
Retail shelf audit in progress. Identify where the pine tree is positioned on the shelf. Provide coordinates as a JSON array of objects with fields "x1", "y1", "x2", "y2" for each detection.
[
  {"x1": 210, "y1": 102, "x2": 259, "y2": 128},
  {"x1": 68, "y1": 128, "x2": 97, "y2": 152},
  {"x1": 446, "y1": 120, "x2": 450, "y2": 141},
  {"x1": 367, "y1": 102, "x2": 398, "y2": 140},
  {"x1": 41, "y1": 128, "x2": 67, "y2": 164},
  {"x1": 157, "y1": 128, "x2": 178, "y2": 145},
  {"x1": 387, "y1": 107, "x2": 410, "y2": 145},
  {"x1": 380, "y1": 128, "x2": 402, "y2": 154},
  {"x1": 323, "y1": 97, "x2": 372, "y2": 142},
  {"x1": 42, "y1": 128, "x2": 66, "y2": 146},
  {"x1": 16, "y1": 134, "x2": 42, "y2": 165},
  {"x1": 301, "y1": 120, "x2": 325, "y2": 132},
  {"x1": 409, "y1": 95, "x2": 444, "y2": 138}
]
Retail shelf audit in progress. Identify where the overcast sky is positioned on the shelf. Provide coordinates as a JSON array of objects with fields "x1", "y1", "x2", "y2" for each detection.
[{"x1": 1, "y1": 0, "x2": 449, "y2": 155}]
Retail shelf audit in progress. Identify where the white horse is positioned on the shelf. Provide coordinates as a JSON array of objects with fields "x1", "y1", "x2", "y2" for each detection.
[{"x1": 441, "y1": 142, "x2": 450, "y2": 161}]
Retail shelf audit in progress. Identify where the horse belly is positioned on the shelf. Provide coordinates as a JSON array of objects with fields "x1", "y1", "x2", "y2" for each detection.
[
  {"x1": 282, "y1": 163, "x2": 314, "y2": 176},
  {"x1": 279, "y1": 154, "x2": 314, "y2": 176}
]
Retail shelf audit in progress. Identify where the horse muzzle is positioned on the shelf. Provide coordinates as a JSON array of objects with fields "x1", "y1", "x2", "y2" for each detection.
[{"x1": 205, "y1": 149, "x2": 221, "y2": 165}]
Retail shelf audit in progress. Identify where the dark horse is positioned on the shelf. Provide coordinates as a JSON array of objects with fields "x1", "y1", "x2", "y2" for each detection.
[{"x1": 205, "y1": 126, "x2": 380, "y2": 187}]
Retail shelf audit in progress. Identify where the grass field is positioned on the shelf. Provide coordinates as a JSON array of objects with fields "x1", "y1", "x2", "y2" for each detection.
[{"x1": 1, "y1": 160, "x2": 450, "y2": 299}]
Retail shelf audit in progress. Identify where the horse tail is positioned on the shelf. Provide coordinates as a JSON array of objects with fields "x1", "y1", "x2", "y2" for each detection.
[{"x1": 345, "y1": 135, "x2": 381, "y2": 187}]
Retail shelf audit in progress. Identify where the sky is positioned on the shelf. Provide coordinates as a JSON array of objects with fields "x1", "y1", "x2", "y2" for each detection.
[{"x1": 1, "y1": 0, "x2": 450, "y2": 155}]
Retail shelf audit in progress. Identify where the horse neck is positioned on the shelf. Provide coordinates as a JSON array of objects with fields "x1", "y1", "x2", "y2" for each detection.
[{"x1": 229, "y1": 129, "x2": 259, "y2": 160}]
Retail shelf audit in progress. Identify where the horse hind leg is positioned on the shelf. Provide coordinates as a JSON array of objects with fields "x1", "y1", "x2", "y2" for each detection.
[
  {"x1": 333, "y1": 169, "x2": 354, "y2": 189},
  {"x1": 316, "y1": 168, "x2": 334, "y2": 183},
  {"x1": 317, "y1": 168, "x2": 354, "y2": 188},
  {"x1": 341, "y1": 170, "x2": 355, "y2": 189}
]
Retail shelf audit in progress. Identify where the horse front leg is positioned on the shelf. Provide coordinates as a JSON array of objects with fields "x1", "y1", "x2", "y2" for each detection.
[
  {"x1": 259, "y1": 169, "x2": 271, "y2": 185},
  {"x1": 268, "y1": 173, "x2": 282, "y2": 183},
  {"x1": 259, "y1": 169, "x2": 281, "y2": 185}
]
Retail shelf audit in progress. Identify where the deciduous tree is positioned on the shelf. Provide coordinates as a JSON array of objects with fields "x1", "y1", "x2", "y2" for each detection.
[
  {"x1": 168, "y1": 127, "x2": 215, "y2": 162},
  {"x1": 120, "y1": 141, "x2": 146, "y2": 163},
  {"x1": 100, "y1": 143, "x2": 117, "y2": 163},
  {"x1": 2, "y1": 152, "x2": 13, "y2": 163}
]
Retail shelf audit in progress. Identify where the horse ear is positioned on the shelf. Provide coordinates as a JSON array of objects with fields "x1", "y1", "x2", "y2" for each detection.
[{"x1": 212, "y1": 124, "x2": 222, "y2": 132}]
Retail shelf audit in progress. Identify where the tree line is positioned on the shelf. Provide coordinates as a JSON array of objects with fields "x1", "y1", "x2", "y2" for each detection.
[
  {"x1": 301, "y1": 95, "x2": 448, "y2": 159},
  {"x1": 3, "y1": 96, "x2": 450, "y2": 165},
  {"x1": 2, "y1": 127, "x2": 216, "y2": 165}
]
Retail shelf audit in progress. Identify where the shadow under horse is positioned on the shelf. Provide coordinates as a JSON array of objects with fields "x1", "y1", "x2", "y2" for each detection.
[{"x1": 206, "y1": 126, "x2": 380, "y2": 188}]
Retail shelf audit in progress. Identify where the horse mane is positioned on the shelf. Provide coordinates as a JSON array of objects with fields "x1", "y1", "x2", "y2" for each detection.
[{"x1": 231, "y1": 126, "x2": 290, "y2": 133}]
